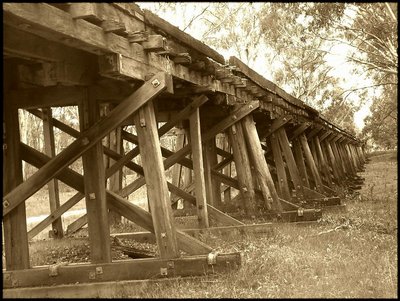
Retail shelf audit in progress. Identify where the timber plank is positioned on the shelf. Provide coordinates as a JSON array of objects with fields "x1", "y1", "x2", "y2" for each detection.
[
  {"x1": 133, "y1": 100, "x2": 180, "y2": 259},
  {"x1": 228, "y1": 123, "x2": 257, "y2": 215},
  {"x1": 270, "y1": 133, "x2": 291, "y2": 201},
  {"x1": 241, "y1": 115, "x2": 282, "y2": 212},
  {"x1": 79, "y1": 90, "x2": 111, "y2": 263},
  {"x1": 42, "y1": 107, "x2": 64, "y2": 238},
  {"x1": 3, "y1": 103, "x2": 30, "y2": 270},
  {"x1": 3, "y1": 253, "x2": 241, "y2": 290},
  {"x1": 189, "y1": 107, "x2": 209, "y2": 228}
]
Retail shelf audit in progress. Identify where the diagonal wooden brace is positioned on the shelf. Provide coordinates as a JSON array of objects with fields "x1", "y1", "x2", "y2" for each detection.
[
  {"x1": 3, "y1": 72, "x2": 172, "y2": 216},
  {"x1": 20, "y1": 143, "x2": 212, "y2": 255}
]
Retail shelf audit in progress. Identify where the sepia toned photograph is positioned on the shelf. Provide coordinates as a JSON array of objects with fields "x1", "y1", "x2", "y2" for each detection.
[{"x1": 3, "y1": 2, "x2": 397, "y2": 298}]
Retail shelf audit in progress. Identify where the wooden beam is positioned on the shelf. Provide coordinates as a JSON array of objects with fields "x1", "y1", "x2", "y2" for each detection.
[
  {"x1": 189, "y1": 107, "x2": 209, "y2": 228},
  {"x1": 9, "y1": 86, "x2": 86, "y2": 109},
  {"x1": 3, "y1": 103, "x2": 30, "y2": 270},
  {"x1": 79, "y1": 89, "x2": 111, "y2": 263},
  {"x1": 241, "y1": 115, "x2": 282, "y2": 212},
  {"x1": 270, "y1": 133, "x2": 291, "y2": 201},
  {"x1": 3, "y1": 253, "x2": 241, "y2": 289},
  {"x1": 20, "y1": 143, "x2": 213, "y2": 255},
  {"x1": 292, "y1": 138, "x2": 310, "y2": 188},
  {"x1": 203, "y1": 137, "x2": 222, "y2": 208},
  {"x1": 276, "y1": 127, "x2": 304, "y2": 200},
  {"x1": 263, "y1": 115, "x2": 293, "y2": 139},
  {"x1": 228, "y1": 123, "x2": 257, "y2": 215},
  {"x1": 42, "y1": 107, "x2": 64, "y2": 238},
  {"x1": 28, "y1": 192, "x2": 84, "y2": 240},
  {"x1": 323, "y1": 140, "x2": 342, "y2": 183},
  {"x1": 3, "y1": 72, "x2": 171, "y2": 216},
  {"x1": 298, "y1": 133, "x2": 324, "y2": 193},
  {"x1": 107, "y1": 104, "x2": 123, "y2": 224},
  {"x1": 314, "y1": 135, "x2": 333, "y2": 188},
  {"x1": 118, "y1": 101, "x2": 259, "y2": 198},
  {"x1": 133, "y1": 100, "x2": 179, "y2": 259},
  {"x1": 289, "y1": 122, "x2": 311, "y2": 140}
]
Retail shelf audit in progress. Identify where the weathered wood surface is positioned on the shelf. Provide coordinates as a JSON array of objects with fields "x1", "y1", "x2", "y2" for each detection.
[
  {"x1": 3, "y1": 72, "x2": 171, "y2": 216},
  {"x1": 241, "y1": 115, "x2": 282, "y2": 212},
  {"x1": 79, "y1": 91, "x2": 112, "y2": 263},
  {"x1": 42, "y1": 107, "x2": 64, "y2": 238},
  {"x1": 228, "y1": 123, "x2": 257, "y2": 215},
  {"x1": 189, "y1": 107, "x2": 209, "y2": 228},
  {"x1": 3, "y1": 103, "x2": 30, "y2": 270},
  {"x1": 133, "y1": 100, "x2": 180, "y2": 259},
  {"x1": 19, "y1": 143, "x2": 215, "y2": 255},
  {"x1": 3, "y1": 253, "x2": 241, "y2": 289}
]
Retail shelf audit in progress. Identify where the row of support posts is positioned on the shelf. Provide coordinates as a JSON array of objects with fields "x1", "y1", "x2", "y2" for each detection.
[{"x1": 3, "y1": 77, "x2": 367, "y2": 273}]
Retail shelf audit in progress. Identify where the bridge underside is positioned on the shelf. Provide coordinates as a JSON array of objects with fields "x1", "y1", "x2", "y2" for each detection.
[{"x1": 3, "y1": 3, "x2": 367, "y2": 291}]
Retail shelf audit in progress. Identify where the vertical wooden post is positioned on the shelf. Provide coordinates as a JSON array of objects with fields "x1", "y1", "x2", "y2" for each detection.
[
  {"x1": 309, "y1": 138, "x2": 319, "y2": 169},
  {"x1": 108, "y1": 122, "x2": 123, "y2": 223},
  {"x1": 270, "y1": 133, "x2": 291, "y2": 201},
  {"x1": 276, "y1": 127, "x2": 304, "y2": 200},
  {"x1": 189, "y1": 107, "x2": 209, "y2": 228},
  {"x1": 241, "y1": 115, "x2": 282, "y2": 212},
  {"x1": 323, "y1": 140, "x2": 341, "y2": 184},
  {"x1": 3, "y1": 104, "x2": 30, "y2": 270},
  {"x1": 338, "y1": 142, "x2": 354, "y2": 176},
  {"x1": 222, "y1": 134, "x2": 232, "y2": 203},
  {"x1": 331, "y1": 140, "x2": 347, "y2": 178},
  {"x1": 182, "y1": 126, "x2": 193, "y2": 208},
  {"x1": 171, "y1": 126, "x2": 185, "y2": 209},
  {"x1": 79, "y1": 90, "x2": 111, "y2": 264},
  {"x1": 228, "y1": 122, "x2": 257, "y2": 215},
  {"x1": 298, "y1": 133, "x2": 324, "y2": 193},
  {"x1": 350, "y1": 144, "x2": 361, "y2": 170},
  {"x1": 203, "y1": 136, "x2": 222, "y2": 208},
  {"x1": 314, "y1": 135, "x2": 333, "y2": 187},
  {"x1": 103, "y1": 103, "x2": 123, "y2": 224},
  {"x1": 356, "y1": 145, "x2": 365, "y2": 165},
  {"x1": 42, "y1": 107, "x2": 64, "y2": 238},
  {"x1": 134, "y1": 100, "x2": 179, "y2": 258},
  {"x1": 292, "y1": 137, "x2": 310, "y2": 188},
  {"x1": 346, "y1": 143, "x2": 358, "y2": 174}
]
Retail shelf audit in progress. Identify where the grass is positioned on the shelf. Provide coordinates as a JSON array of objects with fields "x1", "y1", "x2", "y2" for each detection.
[
  {"x1": 110, "y1": 150, "x2": 398, "y2": 298},
  {"x1": 11, "y1": 150, "x2": 398, "y2": 298}
]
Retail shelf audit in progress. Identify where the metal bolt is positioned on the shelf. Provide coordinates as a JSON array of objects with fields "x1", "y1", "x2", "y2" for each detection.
[
  {"x1": 249, "y1": 104, "x2": 253, "y2": 109},
  {"x1": 3, "y1": 143, "x2": 7, "y2": 150},
  {"x1": 96, "y1": 267, "x2": 103, "y2": 275},
  {"x1": 151, "y1": 79, "x2": 160, "y2": 88},
  {"x1": 232, "y1": 115, "x2": 237, "y2": 120},
  {"x1": 160, "y1": 267, "x2": 168, "y2": 276},
  {"x1": 82, "y1": 137, "x2": 90, "y2": 145},
  {"x1": 3, "y1": 199, "x2": 10, "y2": 208},
  {"x1": 161, "y1": 232, "x2": 166, "y2": 238},
  {"x1": 89, "y1": 193, "x2": 96, "y2": 200},
  {"x1": 89, "y1": 271, "x2": 96, "y2": 280}
]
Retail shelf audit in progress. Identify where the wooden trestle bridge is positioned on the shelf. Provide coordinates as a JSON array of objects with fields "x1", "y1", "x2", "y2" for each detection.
[{"x1": 3, "y1": 3, "x2": 367, "y2": 294}]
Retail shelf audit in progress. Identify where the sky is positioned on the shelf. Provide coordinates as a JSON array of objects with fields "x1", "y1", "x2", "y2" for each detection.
[{"x1": 137, "y1": 2, "x2": 375, "y2": 132}]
